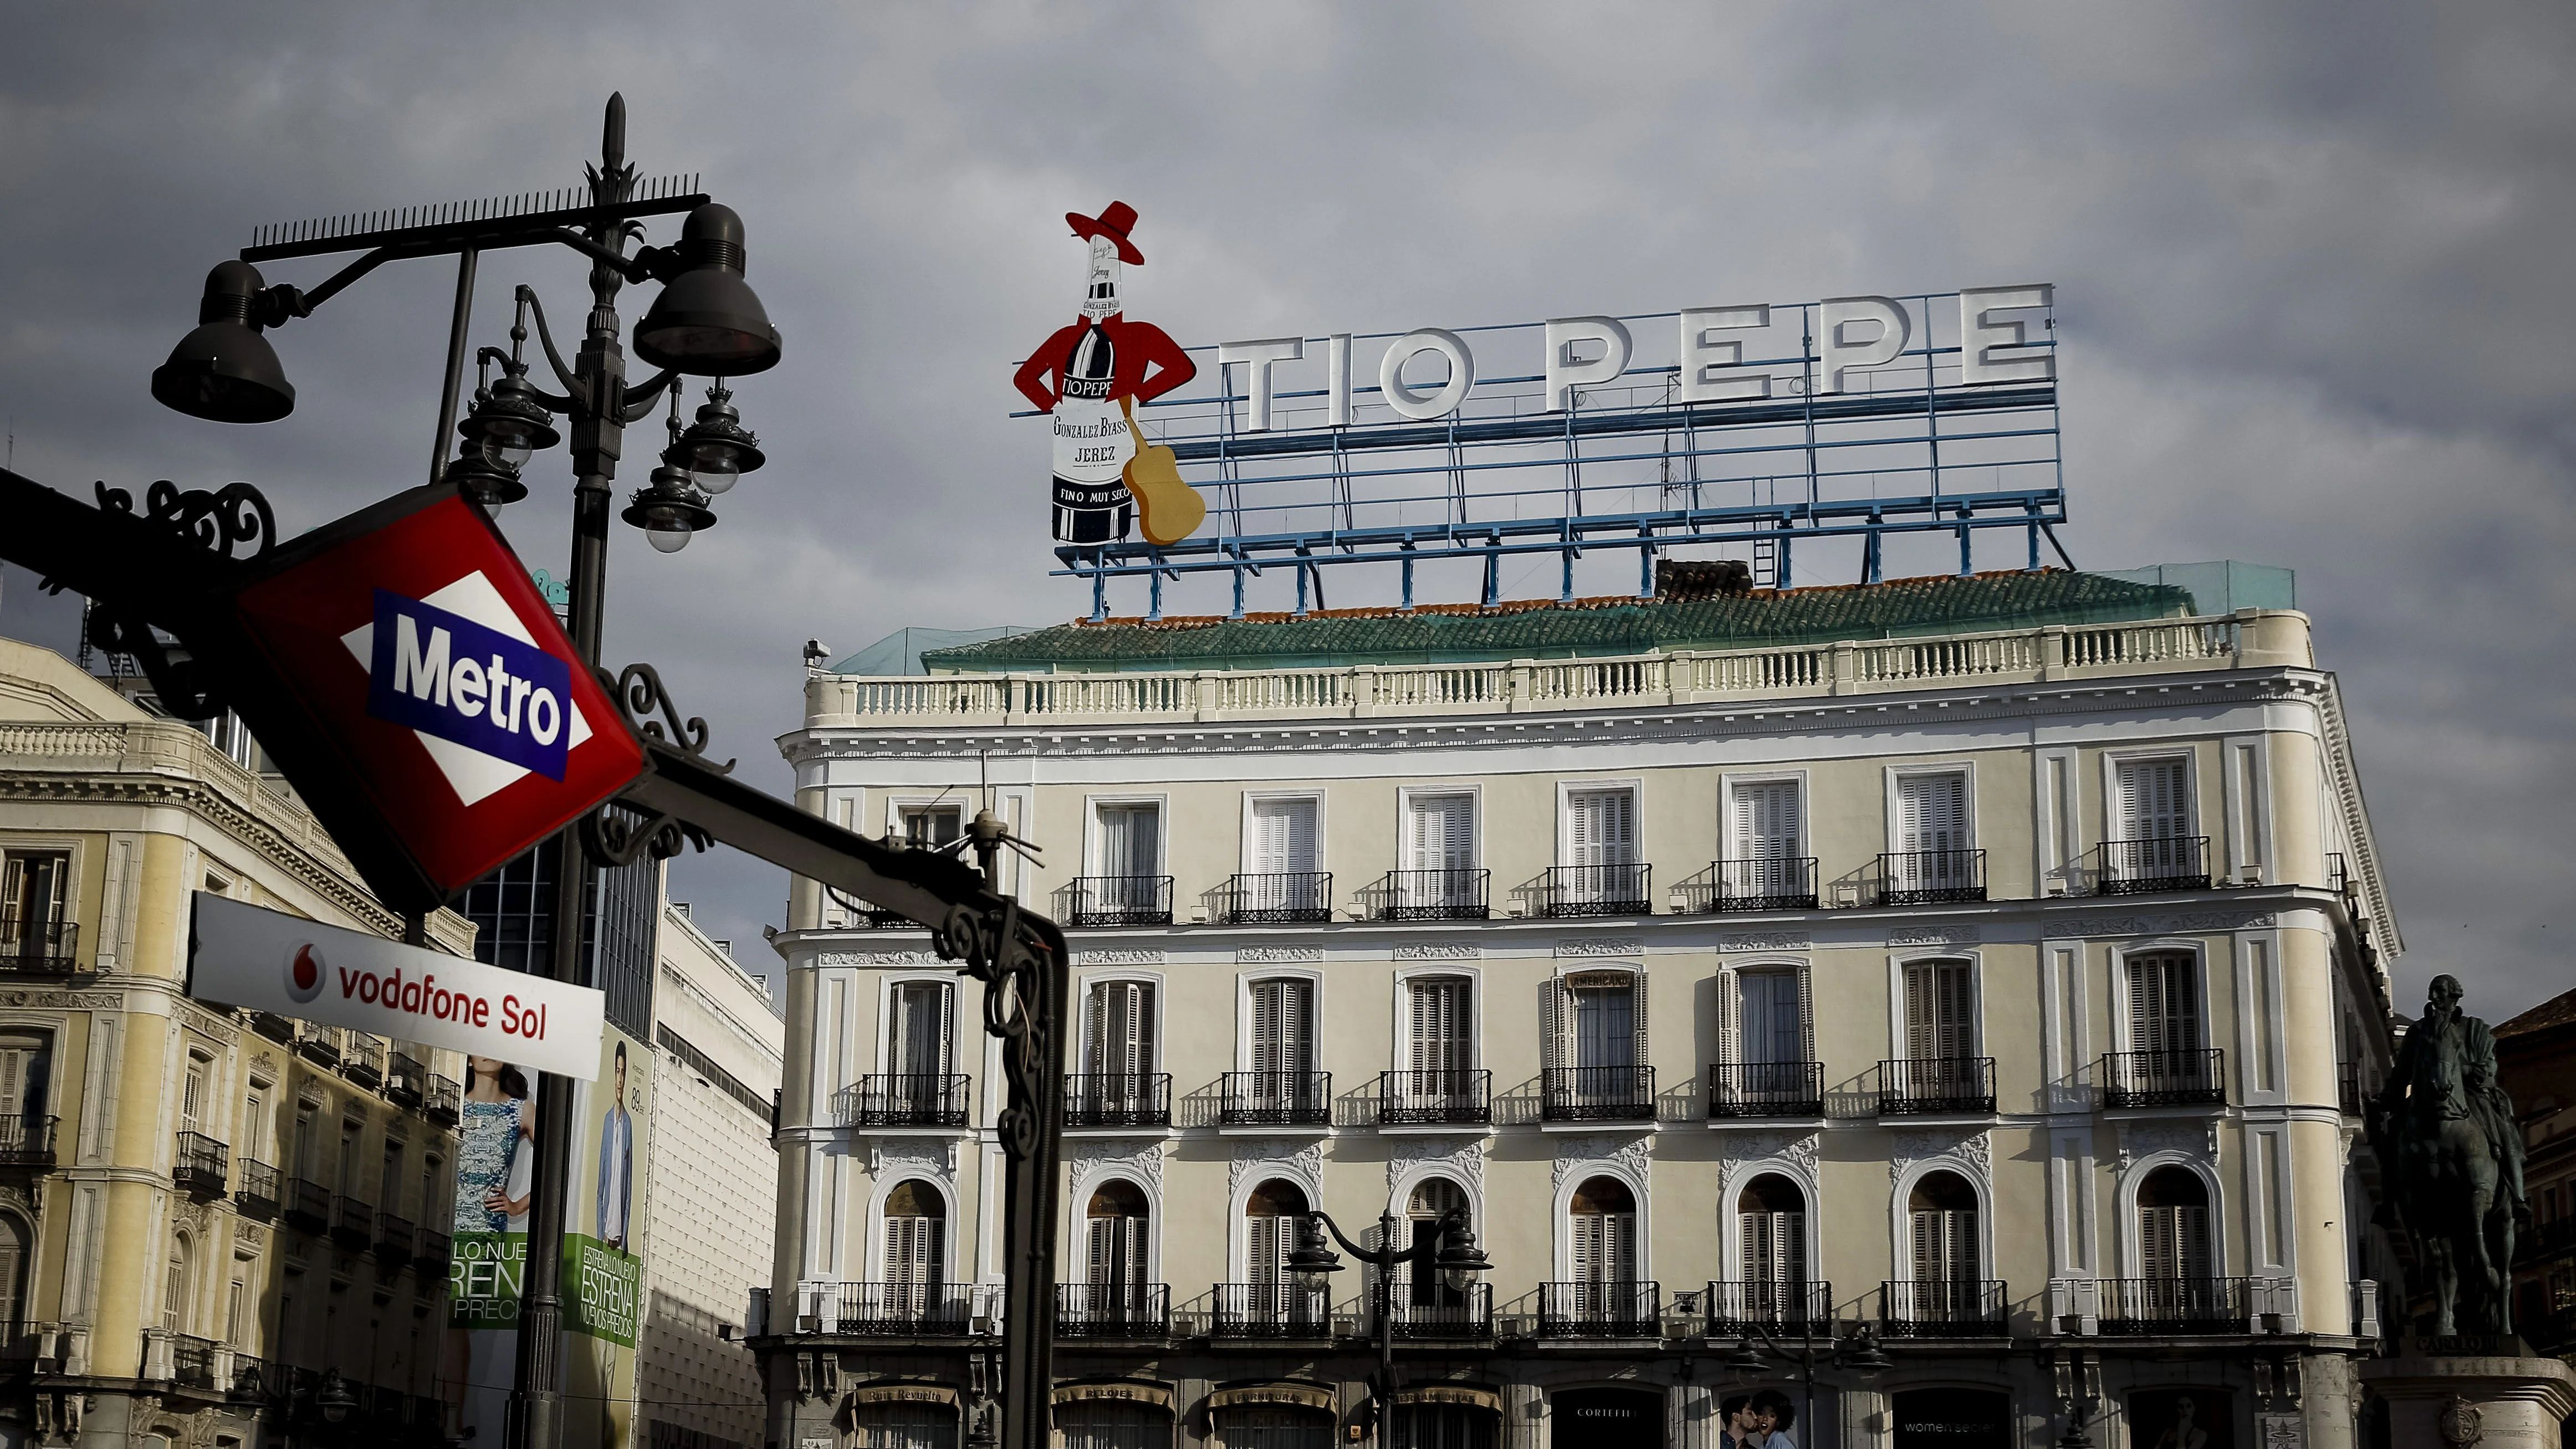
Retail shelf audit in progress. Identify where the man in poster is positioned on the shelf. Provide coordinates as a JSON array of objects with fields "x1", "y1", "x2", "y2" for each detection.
[
  {"x1": 596, "y1": 1040, "x2": 633, "y2": 1250},
  {"x1": 1720, "y1": 1389, "x2": 1797, "y2": 1447},
  {"x1": 1013, "y1": 201, "x2": 1200, "y2": 546}
]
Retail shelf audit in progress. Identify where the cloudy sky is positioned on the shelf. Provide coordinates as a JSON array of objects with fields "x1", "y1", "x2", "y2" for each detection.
[{"x1": 2, "y1": 3, "x2": 2568, "y2": 1018}]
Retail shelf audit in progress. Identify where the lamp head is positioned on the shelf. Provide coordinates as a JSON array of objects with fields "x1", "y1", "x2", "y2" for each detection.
[
  {"x1": 152, "y1": 260, "x2": 295, "y2": 423},
  {"x1": 623, "y1": 463, "x2": 715, "y2": 552},
  {"x1": 634, "y1": 204, "x2": 781, "y2": 376},
  {"x1": 458, "y1": 363, "x2": 559, "y2": 473},
  {"x1": 1840, "y1": 1327, "x2": 1892, "y2": 1380},
  {"x1": 1283, "y1": 1215, "x2": 1343, "y2": 1295},
  {"x1": 316, "y1": 1367, "x2": 355, "y2": 1423},
  {"x1": 667, "y1": 382, "x2": 764, "y2": 493},
  {"x1": 1725, "y1": 1334, "x2": 1768, "y2": 1378},
  {"x1": 1432, "y1": 1215, "x2": 1491, "y2": 1294}
]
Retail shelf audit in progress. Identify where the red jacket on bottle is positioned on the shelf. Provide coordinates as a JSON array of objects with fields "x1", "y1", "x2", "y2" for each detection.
[{"x1": 1013, "y1": 313, "x2": 1198, "y2": 413}]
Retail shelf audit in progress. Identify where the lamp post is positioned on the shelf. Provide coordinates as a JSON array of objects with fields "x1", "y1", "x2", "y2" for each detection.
[
  {"x1": 1284, "y1": 1207, "x2": 1491, "y2": 1440},
  {"x1": 151, "y1": 95, "x2": 779, "y2": 1449},
  {"x1": 1720, "y1": 1318, "x2": 1892, "y2": 1449}
]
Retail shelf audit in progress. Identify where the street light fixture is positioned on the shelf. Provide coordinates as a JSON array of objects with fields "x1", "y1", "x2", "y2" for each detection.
[
  {"x1": 151, "y1": 260, "x2": 297, "y2": 423},
  {"x1": 667, "y1": 381, "x2": 763, "y2": 494},
  {"x1": 1720, "y1": 1317, "x2": 1892, "y2": 1448},
  {"x1": 316, "y1": 1368, "x2": 355, "y2": 1424},
  {"x1": 1286, "y1": 1206, "x2": 1490, "y2": 1431},
  {"x1": 631, "y1": 202, "x2": 781, "y2": 374}
]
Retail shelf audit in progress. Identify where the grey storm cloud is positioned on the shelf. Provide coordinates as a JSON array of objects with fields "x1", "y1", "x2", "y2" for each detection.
[{"x1": 2, "y1": 2, "x2": 2568, "y2": 1018}]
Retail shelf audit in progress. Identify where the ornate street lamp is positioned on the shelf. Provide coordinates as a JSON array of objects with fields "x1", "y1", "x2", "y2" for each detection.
[
  {"x1": 1287, "y1": 1207, "x2": 1490, "y2": 1432},
  {"x1": 667, "y1": 381, "x2": 764, "y2": 494},
  {"x1": 151, "y1": 260, "x2": 297, "y2": 423}
]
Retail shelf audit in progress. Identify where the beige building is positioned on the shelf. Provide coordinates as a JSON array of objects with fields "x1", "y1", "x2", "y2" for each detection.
[
  {"x1": 0, "y1": 636, "x2": 476, "y2": 1449},
  {"x1": 754, "y1": 568, "x2": 2403, "y2": 1449}
]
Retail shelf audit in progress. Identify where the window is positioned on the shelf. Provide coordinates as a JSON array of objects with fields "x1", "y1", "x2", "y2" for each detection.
[
  {"x1": 0, "y1": 1214, "x2": 27, "y2": 1338},
  {"x1": 1406, "y1": 976, "x2": 1473, "y2": 1076},
  {"x1": 2116, "y1": 757, "x2": 2190, "y2": 841},
  {"x1": 292, "y1": 1107, "x2": 318, "y2": 1180},
  {"x1": 885, "y1": 981, "x2": 954, "y2": 1078},
  {"x1": 165, "y1": 1235, "x2": 193, "y2": 1331},
  {"x1": 1400, "y1": 793, "x2": 1478, "y2": 910},
  {"x1": 336, "y1": 1121, "x2": 362, "y2": 1196},
  {"x1": 1248, "y1": 978, "x2": 1316, "y2": 1078},
  {"x1": 423, "y1": 1155, "x2": 445, "y2": 1225},
  {"x1": 181, "y1": 1054, "x2": 208, "y2": 1130},
  {"x1": 1402, "y1": 1177, "x2": 1471, "y2": 1307},
  {"x1": 195, "y1": 711, "x2": 259, "y2": 771},
  {"x1": 2126, "y1": 952, "x2": 2202, "y2": 1056},
  {"x1": 0, "y1": 1034, "x2": 50, "y2": 1122},
  {"x1": 1242, "y1": 1179, "x2": 1309, "y2": 1287},
  {"x1": 1890, "y1": 772, "x2": 1974, "y2": 897},
  {"x1": 1248, "y1": 797, "x2": 1318, "y2": 876},
  {"x1": 224, "y1": 1271, "x2": 247, "y2": 1345},
  {"x1": 1736, "y1": 1175, "x2": 1808, "y2": 1308},
  {"x1": 1728, "y1": 780, "x2": 1806, "y2": 901},
  {"x1": 242, "y1": 1086, "x2": 267, "y2": 1162},
  {"x1": 1908, "y1": 1171, "x2": 1980, "y2": 1286},
  {"x1": 1083, "y1": 1180, "x2": 1151, "y2": 1312},
  {"x1": 1563, "y1": 974, "x2": 1639, "y2": 1071},
  {"x1": 1562, "y1": 787, "x2": 1640, "y2": 907},
  {"x1": 1082, "y1": 980, "x2": 1156, "y2": 1078},
  {"x1": 1568, "y1": 1176, "x2": 1639, "y2": 1287},
  {"x1": 1095, "y1": 803, "x2": 1161, "y2": 879},
  {"x1": 380, "y1": 1144, "x2": 404, "y2": 1215},
  {"x1": 881, "y1": 1180, "x2": 944, "y2": 1291},
  {"x1": 1902, "y1": 960, "x2": 1976, "y2": 1061},
  {"x1": 1735, "y1": 970, "x2": 1804, "y2": 1067},
  {"x1": 2138, "y1": 1167, "x2": 2214, "y2": 1282},
  {"x1": 1, "y1": 851, "x2": 69, "y2": 960},
  {"x1": 898, "y1": 803, "x2": 962, "y2": 850}
]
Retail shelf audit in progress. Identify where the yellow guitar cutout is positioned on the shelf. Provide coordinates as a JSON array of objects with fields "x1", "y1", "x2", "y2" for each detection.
[{"x1": 1120, "y1": 395, "x2": 1205, "y2": 546}]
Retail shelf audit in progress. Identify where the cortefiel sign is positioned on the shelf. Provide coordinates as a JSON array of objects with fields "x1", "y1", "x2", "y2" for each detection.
[
  {"x1": 189, "y1": 892, "x2": 604, "y2": 1079},
  {"x1": 224, "y1": 484, "x2": 648, "y2": 904}
]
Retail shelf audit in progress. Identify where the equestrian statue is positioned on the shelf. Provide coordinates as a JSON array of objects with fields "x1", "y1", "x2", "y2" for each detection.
[{"x1": 2365, "y1": 974, "x2": 2529, "y2": 1338}]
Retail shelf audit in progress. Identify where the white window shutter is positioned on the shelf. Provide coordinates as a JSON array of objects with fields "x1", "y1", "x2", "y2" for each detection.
[
  {"x1": 2119, "y1": 758, "x2": 2189, "y2": 840},
  {"x1": 1898, "y1": 774, "x2": 1967, "y2": 854}
]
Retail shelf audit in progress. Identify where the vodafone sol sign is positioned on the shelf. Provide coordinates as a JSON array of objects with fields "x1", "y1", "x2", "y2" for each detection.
[
  {"x1": 191, "y1": 892, "x2": 604, "y2": 1079},
  {"x1": 224, "y1": 484, "x2": 647, "y2": 907}
]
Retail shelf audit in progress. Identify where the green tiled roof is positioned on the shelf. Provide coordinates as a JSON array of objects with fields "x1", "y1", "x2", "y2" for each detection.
[{"x1": 918, "y1": 570, "x2": 2199, "y2": 674}]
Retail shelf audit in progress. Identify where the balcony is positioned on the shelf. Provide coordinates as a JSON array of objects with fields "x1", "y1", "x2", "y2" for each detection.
[
  {"x1": 1371, "y1": 868, "x2": 1490, "y2": 921},
  {"x1": 2101, "y1": 836, "x2": 2211, "y2": 895},
  {"x1": 375, "y1": 1211, "x2": 414, "y2": 1266},
  {"x1": 2097, "y1": 1277, "x2": 2260, "y2": 1335},
  {"x1": 1688, "y1": 857, "x2": 1820, "y2": 913},
  {"x1": 1217, "y1": 872, "x2": 1332, "y2": 925},
  {"x1": 798, "y1": 1282, "x2": 974, "y2": 1336},
  {"x1": 2100, "y1": 1049, "x2": 2226, "y2": 1108},
  {"x1": 0, "y1": 914, "x2": 80, "y2": 974},
  {"x1": 330, "y1": 1195, "x2": 374, "y2": 1248},
  {"x1": 234, "y1": 1159, "x2": 281, "y2": 1221},
  {"x1": 385, "y1": 1054, "x2": 426, "y2": 1110},
  {"x1": 1062, "y1": 1073, "x2": 1172, "y2": 1129},
  {"x1": 1066, "y1": 875, "x2": 1174, "y2": 928},
  {"x1": 1219, "y1": 1071, "x2": 1331, "y2": 1128},
  {"x1": 1540, "y1": 863, "x2": 1653, "y2": 918},
  {"x1": 832, "y1": 1075, "x2": 970, "y2": 1129},
  {"x1": 1704, "y1": 1279, "x2": 1835, "y2": 1337},
  {"x1": 168, "y1": 1332, "x2": 219, "y2": 1390},
  {"x1": 294, "y1": 1023, "x2": 341, "y2": 1068},
  {"x1": 1537, "y1": 1281, "x2": 1660, "y2": 1338},
  {"x1": 284, "y1": 1177, "x2": 330, "y2": 1233},
  {"x1": 417, "y1": 1230, "x2": 452, "y2": 1274},
  {"x1": 1380, "y1": 1282, "x2": 1493, "y2": 1340},
  {"x1": 1879, "y1": 1057, "x2": 1996, "y2": 1115},
  {"x1": 425, "y1": 1074, "x2": 462, "y2": 1128},
  {"x1": 1708, "y1": 1061, "x2": 1824, "y2": 1119},
  {"x1": 173, "y1": 1131, "x2": 229, "y2": 1199},
  {"x1": 1210, "y1": 1282, "x2": 1331, "y2": 1339},
  {"x1": 251, "y1": 1012, "x2": 298, "y2": 1046},
  {"x1": 340, "y1": 1036, "x2": 385, "y2": 1089},
  {"x1": 1877, "y1": 849, "x2": 1986, "y2": 906},
  {"x1": 1053, "y1": 1282, "x2": 1169, "y2": 1339},
  {"x1": 1880, "y1": 1279, "x2": 2009, "y2": 1338},
  {"x1": 2337, "y1": 1062, "x2": 2365, "y2": 1117},
  {"x1": 1377, "y1": 1069, "x2": 1491, "y2": 1127},
  {"x1": 1542, "y1": 1065, "x2": 1656, "y2": 1124},
  {"x1": 0, "y1": 1115, "x2": 56, "y2": 1168}
]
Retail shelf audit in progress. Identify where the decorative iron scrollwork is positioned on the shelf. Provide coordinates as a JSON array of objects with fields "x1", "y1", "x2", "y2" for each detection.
[
  {"x1": 935, "y1": 894, "x2": 1059, "y2": 1160},
  {"x1": 94, "y1": 479, "x2": 278, "y2": 560},
  {"x1": 596, "y1": 661, "x2": 734, "y2": 771},
  {"x1": 577, "y1": 802, "x2": 712, "y2": 868}
]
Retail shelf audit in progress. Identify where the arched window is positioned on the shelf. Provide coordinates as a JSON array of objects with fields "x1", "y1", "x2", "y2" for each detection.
[
  {"x1": 0, "y1": 1032, "x2": 51, "y2": 1126},
  {"x1": 0, "y1": 1213, "x2": 30, "y2": 1339},
  {"x1": 1239, "y1": 1179, "x2": 1317, "y2": 1329},
  {"x1": 1908, "y1": 1171, "x2": 1979, "y2": 1286},
  {"x1": 2138, "y1": 1166, "x2": 2213, "y2": 1281},
  {"x1": 1401, "y1": 1177, "x2": 1470, "y2": 1307},
  {"x1": 1567, "y1": 1175, "x2": 1638, "y2": 1293},
  {"x1": 1736, "y1": 1174, "x2": 1808, "y2": 1320},
  {"x1": 165, "y1": 1233, "x2": 195, "y2": 1332},
  {"x1": 880, "y1": 1179, "x2": 944, "y2": 1296},
  {"x1": 1083, "y1": 1180, "x2": 1151, "y2": 1320}
]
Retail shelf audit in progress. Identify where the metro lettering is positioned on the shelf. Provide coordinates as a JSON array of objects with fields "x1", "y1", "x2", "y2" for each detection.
[
  {"x1": 393, "y1": 613, "x2": 451, "y2": 705},
  {"x1": 366, "y1": 588, "x2": 573, "y2": 781}
]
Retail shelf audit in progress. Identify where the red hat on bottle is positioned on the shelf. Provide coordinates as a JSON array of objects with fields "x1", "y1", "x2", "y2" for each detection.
[{"x1": 1066, "y1": 201, "x2": 1144, "y2": 265}]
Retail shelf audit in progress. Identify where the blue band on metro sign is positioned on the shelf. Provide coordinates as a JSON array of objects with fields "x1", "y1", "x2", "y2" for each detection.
[{"x1": 367, "y1": 589, "x2": 572, "y2": 781}]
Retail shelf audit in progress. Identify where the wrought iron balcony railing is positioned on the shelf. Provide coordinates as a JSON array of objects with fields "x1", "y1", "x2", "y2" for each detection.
[
  {"x1": 284, "y1": 1177, "x2": 331, "y2": 1234},
  {"x1": 1377, "y1": 1069, "x2": 1491, "y2": 1127},
  {"x1": 801, "y1": 1282, "x2": 974, "y2": 1335},
  {"x1": 294, "y1": 1023, "x2": 340, "y2": 1068},
  {"x1": 832, "y1": 1075, "x2": 970, "y2": 1129},
  {"x1": 1062, "y1": 1073, "x2": 1172, "y2": 1129},
  {"x1": 1880, "y1": 1279, "x2": 2009, "y2": 1337},
  {"x1": 234, "y1": 1159, "x2": 280, "y2": 1221},
  {"x1": 1704, "y1": 1279, "x2": 1835, "y2": 1336},
  {"x1": 251, "y1": 1012, "x2": 298, "y2": 1046},
  {"x1": 2337, "y1": 1062, "x2": 2365, "y2": 1117},
  {"x1": 0, "y1": 1114, "x2": 57, "y2": 1168},
  {"x1": 330, "y1": 1195, "x2": 374, "y2": 1248},
  {"x1": 174, "y1": 1131, "x2": 229, "y2": 1199},
  {"x1": 1542, "y1": 1065, "x2": 1655, "y2": 1123},
  {"x1": 2097, "y1": 1277, "x2": 2259, "y2": 1335},
  {"x1": 1210, "y1": 1282, "x2": 1331, "y2": 1338},
  {"x1": 1378, "y1": 1281, "x2": 1493, "y2": 1340},
  {"x1": 375, "y1": 1211, "x2": 414, "y2": 1264},
  {"x1": 168, "y1": 1332, "x2": 219, "y2": 1389},
  {"x1": 1708, "y1": 1061, "x2": 1825, "y2": 1119},
  {"x1": 1219, "y1": 1071, "x2": 1331, "y2": 1127},
  {"x1": 1877, "y1": 849, "x2": 1987, "y2": 905},
  {"x1": 340, "y1": 1036, "x2": 385, "y2": 1088},
  {"x1": 1052, "y1": 1282, "x2": 1169, "y2": 1338},
  {"x1": 1218, "y1": 872, "x2": 1332, "y2": 924},
  {"x1": 2100, "y1": 836, "x2": 2211, "y2": 895},
  {"x1": 0, "y1": 914, "x2": 80, "y2": 974},
  {"x1": 417, "y1": 1230, "x2": 452, "y2": 1272},
  {"x1": 1696, "y1": 857, "x2": 1820, "y2": 913},
  {"x1": 1878, "y1": 1057, "x2": 1996, "y2": 1115},
  {"x1": 1376, "y1": 868, "x2": 1490, "y2": 921},
  {"x1": 1067, "y1": 875, "x2": 1174, "y2": 928},
  {"x1": 385, "y1": 1054, "x2": 426, "y2": 1110},
  {"x1": 1537, "y1": 1281, "x2": 1660, "y2": 1338},
  {"x1": 1540, "y1": 863, "x2": 1653, "y2": 918},
  {"x1": 2100, "y1": 1048, "x2": 2226, "y2": 1108},
  {"x1": 425, "y1": 1074, "x2": 462, "y2": 1127}
]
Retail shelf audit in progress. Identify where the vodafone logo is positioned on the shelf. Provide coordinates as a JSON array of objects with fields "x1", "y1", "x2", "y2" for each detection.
[
  {"x1": 338, "y1": 570, "x2": 594, "y2": 807},
  {"x1": 285, "y1": 943, "x2": 327, "y2": 1003}
]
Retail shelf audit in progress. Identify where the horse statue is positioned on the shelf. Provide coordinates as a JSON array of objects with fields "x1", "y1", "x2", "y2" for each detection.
[{"x1": 2365, "y1": 974, "x2": 2529, "y2": 1338}]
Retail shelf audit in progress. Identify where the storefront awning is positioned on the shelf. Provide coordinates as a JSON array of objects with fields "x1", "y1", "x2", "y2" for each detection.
[
  {"x1": 1054, "y1": 1383, "x2": 1175, "y2": 1414},
  {"x1": 1393, "y1": 1385, "x2": 1502, "y2": 1413},
  {"x1": 846, "y1": 1384, "x2": 957, "y2": 1407},
  {"x1": 1208, "y1": 1384, "x2": 1336, "y2": 1413}
]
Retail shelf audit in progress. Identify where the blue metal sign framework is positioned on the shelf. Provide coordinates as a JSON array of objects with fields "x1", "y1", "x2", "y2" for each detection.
[{"x1": 1018, "y1": 289, "x2": 2064, "y2": 619}]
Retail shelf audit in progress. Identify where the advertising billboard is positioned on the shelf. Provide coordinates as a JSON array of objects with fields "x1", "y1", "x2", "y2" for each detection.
[{"x1": 444, "y1": 1027, "x2": 652, "y2": 1449}]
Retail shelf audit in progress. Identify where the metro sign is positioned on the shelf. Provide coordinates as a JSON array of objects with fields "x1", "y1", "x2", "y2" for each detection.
[{"x1": 226, "y1": 484, "x2": 647, "y2": 907}]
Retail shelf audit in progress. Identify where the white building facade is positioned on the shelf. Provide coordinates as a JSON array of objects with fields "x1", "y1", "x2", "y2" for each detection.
[{"x1": 754, "y1": 571, "x2": 2403, "y2": 1449}]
